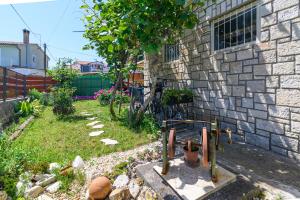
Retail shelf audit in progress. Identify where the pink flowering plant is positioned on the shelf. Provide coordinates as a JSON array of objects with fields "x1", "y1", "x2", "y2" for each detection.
[{"x1": 94, "y1": 86, "x2": 130, "y2": 105}]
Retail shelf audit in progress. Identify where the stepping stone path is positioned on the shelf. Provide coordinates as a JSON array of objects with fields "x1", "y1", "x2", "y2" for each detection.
[
  {"x1": 89, "y1": 131, "x2": 105, "y2": 137},
  {"x1": 80, "y1": 112, "x2": 93, "y2": 116},
  {"x1": 87, "y1": 117, "x2": 97, "y2": 121},
  {"x1": 101, "y1": 138, "x2": 119, "y2": 145},
  {"x1": 87, "y1": 121, "x2": 102, "y2": 126},
  {"x1": 92, "y1": 124, "x2": 105, "y2": 129}
]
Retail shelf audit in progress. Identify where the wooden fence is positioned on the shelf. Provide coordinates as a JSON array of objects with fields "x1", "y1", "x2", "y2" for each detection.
[{"x1": 0, "y1": 67, "x2": 56, "y2": 102}]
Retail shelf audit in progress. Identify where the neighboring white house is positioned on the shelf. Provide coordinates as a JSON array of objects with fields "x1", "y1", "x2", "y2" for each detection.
[
  {"x1": 0, "y1": 29, "x2": 49, "y2": 76},
  {"x1": 72, "y1": 60, "x2": 109, "y2": 74}
]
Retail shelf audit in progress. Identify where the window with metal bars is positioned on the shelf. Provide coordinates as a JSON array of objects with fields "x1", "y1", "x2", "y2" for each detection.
[
  {"x1": 213, "y1": 4, "x2": 257, "y2": 51},
  {"x1": 165, "y1": 44, "x2": 180, "y2": 62}
]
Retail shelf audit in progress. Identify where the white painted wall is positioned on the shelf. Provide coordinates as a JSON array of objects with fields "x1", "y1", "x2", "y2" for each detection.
[{"x1": 0, "y1": 46, "x2": 19, "y2": 67}]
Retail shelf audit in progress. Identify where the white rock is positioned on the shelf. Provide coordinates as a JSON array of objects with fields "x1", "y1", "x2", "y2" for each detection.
[
  {"x1": 49, "y1": 163, "x2": 61, "y2": 172},
  {"x1": 113, "y1": 175, "x2": 129, "y2": 189},
  {"x1": 37, "y1": 194, "x2": 54, "y2": 200},
  {"x1": 0, "y1": 191, "x2": 8, "y2": 200},
  {"x1": 87, "y1": 117, "x2": 97, "y2": 120},
  {"x1": 101, "y1": 138, "x2": 118, "y2": 145},
  {"x1": 83, "y1": 113, "x2": 93, "y2": 116},
  {"x1": 72, "y1": 155, "x2": 85, "y2": 169},
  {"x1": 87, "y1": 121, "x2": 101, "y2": 126},
  {"x1": 92, "y1": 124, "x2": 104, "y2": 129},
  {"x1": 89, "y1": 131, "x2": 105, "y2": 137},
  {"x1": 16, "y1": 180, "x2": 32, "y2": 196},
  {"x1": 36, "y1": 175, "x2": 56, "y2": 187},
  {"x1": 128, "y1": 180, "x2": 141, "y2": 199},
  {"x1": 25, "y1": 186, "x2": 44, "y2": 198},
  {"x1": 46, "y1": 181, "x2": 61, "y2": 193}
]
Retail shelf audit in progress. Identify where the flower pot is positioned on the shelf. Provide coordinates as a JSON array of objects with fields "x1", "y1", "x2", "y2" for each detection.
[{"x1": 183, "y1": 140, "x2": 199, "y2": 167}]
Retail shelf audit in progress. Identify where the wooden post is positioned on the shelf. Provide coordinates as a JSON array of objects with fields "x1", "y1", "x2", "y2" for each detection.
[
  {"x1": 3, "y1": 67, "x2": 7, "y2": 102},
  {"x1": 23, "y1": 75, "x2": 27, "y2": 98},
  {"x1": 15, "y1": 72, "x2": 18, "y2": 98},
  {"x1": 161, "y1": 120, "x2": 169, "y2": 175}
]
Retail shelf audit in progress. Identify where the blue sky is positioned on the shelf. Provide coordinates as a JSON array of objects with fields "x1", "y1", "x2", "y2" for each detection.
[{"x1": 0, "y1": 0, "x2": 102, "y2": 68}]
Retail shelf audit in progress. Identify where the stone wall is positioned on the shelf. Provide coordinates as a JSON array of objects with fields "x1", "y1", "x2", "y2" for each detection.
[
  {"x1": 0, "y1": 100, "x2": 19, "y2": 133},
  {"x1": 145, "y1": 0, "x2": 300, "y2": 160}
]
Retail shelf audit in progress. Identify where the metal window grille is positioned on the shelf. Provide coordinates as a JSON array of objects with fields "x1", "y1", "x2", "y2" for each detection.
[{"x1": 165, "y1": 43, "x2": 180, "y2": 62}]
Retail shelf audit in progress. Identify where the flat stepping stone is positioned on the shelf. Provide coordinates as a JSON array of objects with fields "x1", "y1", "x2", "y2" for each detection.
[
  {"x1": 82, "y1": 113, "x2": 93, "y2": 116},
  {"x1": 87, "y1": 117, "x2": 97, "y2": 121},
  {"x1": 87, "y1": 121, "x2": 101, "y2": 126},
  {"x1": 101, "y1": 138, "x2": 118, "y2": 145},
  {"x1": 92, "y1": 124, "x2": 104, "y2": 129},
  {"x1": 89, "y1": 131, "x2": 105, "y2": 137}
]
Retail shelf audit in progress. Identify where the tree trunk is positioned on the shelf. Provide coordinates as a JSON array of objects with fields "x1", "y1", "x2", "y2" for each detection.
[{"x1": 110, "y1": 72, "x2": 122, "y2": 120}]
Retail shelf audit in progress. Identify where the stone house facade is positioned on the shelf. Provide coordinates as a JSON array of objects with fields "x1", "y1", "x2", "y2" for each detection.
[{"x1": 144, "y1": 0, "x2": 300, "y2": 160}]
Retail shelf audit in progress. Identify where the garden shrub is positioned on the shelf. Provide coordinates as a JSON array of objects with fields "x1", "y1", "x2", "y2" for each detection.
[
  {"x1": 16, "y1": 100, "x2": 33, "y2": 117},
  {"x1": 95, "y1": 87, "x2": 130, "y2": 106},
  {"x1": 39, "y1": 92, "x2": 53, "y2": 106},
  {"x1": 28, "y1": 89, "x2": 42, "y2": 102},
  {"x1": 162, "y1": 88, "x2": 193, "y2": 106},
  {"x1": 52, "y1": 87, "x2": 75, "y2": 116}
]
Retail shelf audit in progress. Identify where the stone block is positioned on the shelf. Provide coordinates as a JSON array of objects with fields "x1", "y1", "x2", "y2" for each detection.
[
  {"x1": 254, "y1": 93, "x2": 275, "y2": 104},
  {"x1": 278, "y1": 6, "x2": 299, "y2": 22},
  {"x1": 270, "y1": 21, "x2": 291, "y2": 40},
  {"x1": 280, "y1": 75, "x2": 300, "y2": 88},
  {"x1": 239, "y1": 73, "x2": 252, "y2": 80},
  {"x1": 259, "y1": 50, "x2": 277, "y2": 63},
  {"x1": 260, "y1": 30, "x2": 270, "y2": 42},
  {"x1": 256, "y1": 129, "x2": 271, "y2": 137},
  {"x1": 278, "y1": 41, "x2": 300, "y2": 56},
  {"x1": 227, "y1": 110, "x2": 247, "y2": 120},
  {"x1": 248, "y1": 109, "x2": 268, "y2": 119},
  {"x1": 269, "y1": 105, "x2": 290, "y2": 119},
  {"x1": 291, "y1": 121, "x2": 300, "y2": 133},
  {"x1": 292, "y1": 22, "x2": 300, "y2": 40},
  {"x1": 261, "y1": 13, "x2": 277, "y2": 27},
  {"x1": 256, "y1": 119, "x2": 285, "y2": 134},
  {"x1": 253, "y1": 64, "x2": 272, "y2": 75},
  {"x1": 273, "y1": 0, "x2": 298, "y2": 12},
  {"x1": 271, "y1": 135, "x2": 298, "y2": 151},
  {"x1": 260, "y1": 3, "x2": 272, "y2": 17},
  {"x1": 247, "y1": 80, "x2": 265, "y2": 92},
  {"x1": 232, "y1": 86, "x2": 245, "y2": 97},
  {"x1": 245, "y1": 133, "x2": 270, "y2": 150},
  {"x1": 291, "y1": 112, "x2": 300, "y2": 121},
  {"x1": 237, "y1": 50, "x2": 253, "y2": 60},
  {"x1": 230, "y1": 61, "x2": 243, "y2": 73},
  {"x1": 266, "y1": 76, "x2": 279, "y2": 88},
  {"x1": 271, "y1": 146, "x2": 288, "y2": 156},
  {"x1": 215, "y1": 99, "x2": 229, "y2": 109},
  {"x1": 242, "y1": 98, "x2": 254, "y2": 108},
  {"x1": 255, "y1": 103, "x2": 268, "y2": 111},
  {"x1": 237, "y1": 120, "x2": 255, "y2": 133},
  {"x1": 224, "y1": 52, "x2": 236, "y2": 62},
  {"x1": 221, "y1": 85, "x2": 232, "y2": 96},
  {"x1": 277, "y1": 89, "x2": 300, "y2": 107},
  {"x1": 227, "y1": 74, "x2": 239, "y2": 85},
  {"x1": 273, "y1": 62, "x2": 295, "y2": 75}
]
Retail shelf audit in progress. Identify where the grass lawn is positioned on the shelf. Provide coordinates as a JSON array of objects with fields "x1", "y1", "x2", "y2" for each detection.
[{"x1": 12, "y1": 100, "x2": 152, "y2": 165}]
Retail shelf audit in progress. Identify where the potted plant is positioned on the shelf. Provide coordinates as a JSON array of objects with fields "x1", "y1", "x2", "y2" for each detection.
[{"x1": 183, "y1": 140, "x2": 199, "y2": 167}]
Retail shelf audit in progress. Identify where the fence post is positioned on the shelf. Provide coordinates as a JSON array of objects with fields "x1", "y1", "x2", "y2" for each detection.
[
  {"x1": 15, "y1": 72, "x2": 18, "y2": 99},
  {"x1": 3, "y1": 67, "x2": 7, "y2": 102},
  {"x1": 23, "y1": 75, "x2": 27, "y2": 98},
  {"x1": 44, "y1": 76, "x2": 46, "y2": 92}
]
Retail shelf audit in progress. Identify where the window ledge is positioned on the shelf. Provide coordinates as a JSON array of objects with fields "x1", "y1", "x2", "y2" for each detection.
[{"x1": 211, "y1": 40, "x2": 259, "y2": 55}]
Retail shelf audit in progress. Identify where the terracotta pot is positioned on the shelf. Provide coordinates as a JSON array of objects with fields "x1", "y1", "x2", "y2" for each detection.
[{"x1": 183, "y1": 140, "x2": 199, "y2": 167}]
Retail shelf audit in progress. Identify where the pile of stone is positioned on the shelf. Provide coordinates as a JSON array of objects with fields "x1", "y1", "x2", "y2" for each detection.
[
  {"x1": 86, "y1": 147, "x2": 161, "y2": 200},
  {"x1": 13, "y1": 155, "x2": 86, "y2": 200}
]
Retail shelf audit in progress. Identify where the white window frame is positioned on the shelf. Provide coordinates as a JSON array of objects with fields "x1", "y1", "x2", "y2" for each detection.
[{"x1": 211, "y1": 2, "x2": 261, "y2": 53}]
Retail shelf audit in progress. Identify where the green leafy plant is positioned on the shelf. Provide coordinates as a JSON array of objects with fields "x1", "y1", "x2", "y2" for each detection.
[
  {"x1": 28, "y1": 88, "x2": 42, "y2": 102},
  {"x1": 52, "y1": 87, "x2": 75, "y2": 116},
  {"x1": 16, "y1": 100, "x2": 33, "y2": 117},
  {"x1": 39, "y1": 92, "x2": 53, "y2": 106},
  {"x1": 162, "y1": 88, "x2": 193, "y2": 106}
]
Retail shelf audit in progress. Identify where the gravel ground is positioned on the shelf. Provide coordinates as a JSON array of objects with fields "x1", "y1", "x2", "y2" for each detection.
[{"x1": 46, "y1": 141, "x2": 161, "y2": 200}]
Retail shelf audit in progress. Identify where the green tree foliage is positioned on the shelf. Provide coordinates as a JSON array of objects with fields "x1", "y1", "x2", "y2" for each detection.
[{"x1": 82, "y1": 0, "x2": 205, "y2": 122}]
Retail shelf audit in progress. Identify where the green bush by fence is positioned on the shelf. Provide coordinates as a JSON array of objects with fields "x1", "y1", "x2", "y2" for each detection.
[{"x1": 72, "y1": 75, "x2": 112, "y2": 96}]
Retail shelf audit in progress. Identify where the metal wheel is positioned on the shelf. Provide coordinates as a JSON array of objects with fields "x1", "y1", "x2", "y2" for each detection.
[
  {"x1": 168, "y1": 128, "x2": 176, "y2": 159},
  {"x1": 202, "y1": 127, "x2": 209, "y2": 168}
]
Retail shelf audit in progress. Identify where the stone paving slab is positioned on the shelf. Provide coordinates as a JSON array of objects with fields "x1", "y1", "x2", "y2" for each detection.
[
  {"x1": 153, "y1": 158, "x2": 236, "y2": 200},
  {"x1": 92, "y1": 124, "x2": 104, "y2": 129},
  {"x1": 89, "y1": 131, "x2": 104, "y2": 137},
  {"x1": 86, "y1": 121, "x2": 101, "y2": 126}
]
